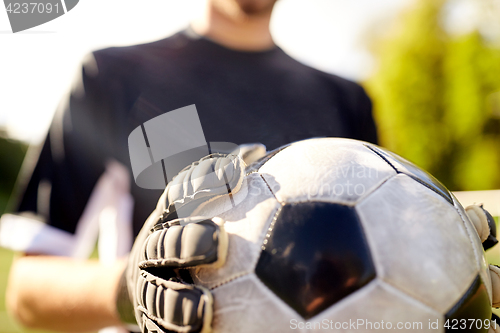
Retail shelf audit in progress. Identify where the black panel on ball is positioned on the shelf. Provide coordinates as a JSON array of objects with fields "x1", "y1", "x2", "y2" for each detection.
[
  {"x1": 445, "y1": 275, "x2": 491, "y2": 333},
  {"x1": 255, "y1": 202, "x2": 375, "y2": 319},
  {"x1": 365, "y1": 145, "x2": 453, "y2": 204}
]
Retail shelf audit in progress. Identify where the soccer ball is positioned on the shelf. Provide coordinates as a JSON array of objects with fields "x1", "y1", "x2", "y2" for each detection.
[{"x1": 190, "y1": 138, "x2": 491, "y2": 333}]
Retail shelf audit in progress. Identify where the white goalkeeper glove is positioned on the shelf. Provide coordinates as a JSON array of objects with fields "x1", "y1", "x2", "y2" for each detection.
[{"x1": 117, "y1": 151, "x2": 246, "y2": 333}]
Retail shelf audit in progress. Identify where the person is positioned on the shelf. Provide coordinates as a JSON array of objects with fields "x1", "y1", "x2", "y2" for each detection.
[{"x1": 1, "y1": 0, "x2": 378, "y2": 332}]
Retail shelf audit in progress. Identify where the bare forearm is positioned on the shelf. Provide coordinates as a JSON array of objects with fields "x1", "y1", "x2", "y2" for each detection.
[{"x1": 6, "y1": 255, "x2": 126, "y2": 332}]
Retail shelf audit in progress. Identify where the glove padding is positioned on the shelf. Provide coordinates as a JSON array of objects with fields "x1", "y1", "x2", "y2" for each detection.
[
  {"x1": 164, "y1": 153, "x2": 245, "y2": 220},
  {"x1": 141, "y1": 217, "x2": 227, "y2": 270},
  {"x1": 466, "y1": 205, "x2": 498, "y2": 251},
  {"x1": 118, "y1": 153, "x2": 244, "y2": 333}
]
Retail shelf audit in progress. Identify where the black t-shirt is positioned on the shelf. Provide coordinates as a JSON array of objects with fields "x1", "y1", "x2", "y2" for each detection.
[{"x1": 11, "y1": 28, "x2": 377, "y2": 247}]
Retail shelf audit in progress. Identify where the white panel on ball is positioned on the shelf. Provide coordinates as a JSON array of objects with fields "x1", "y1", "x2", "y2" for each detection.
[
  {"x1": 452, "y1": 195, "x2": 492, "y2": 302},
  {"x1": 191, "y1": 173, "x2": 281, "y2": 289},
  {"x1": 258, "y1": 138, "x2": 396, "y2": 204},
  {"x1": 211, "y1": 273, "x2": 305, "y2": 333},
  {"x1": 311, "y1": 279, "x2": 443, "y2": 333},
  {"x1": 356, "y1": 174, "x2": 478, "y2": 314}
]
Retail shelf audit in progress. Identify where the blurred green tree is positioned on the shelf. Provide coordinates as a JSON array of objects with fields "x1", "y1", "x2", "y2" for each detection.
[{"x1": 366, "y1": 0, "x2": 500, "y2": 191}]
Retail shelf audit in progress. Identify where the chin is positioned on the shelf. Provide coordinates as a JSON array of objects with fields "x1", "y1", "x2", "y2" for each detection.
[{"x1": 233, "y1": 0, "x2": 277, "y2": 15}]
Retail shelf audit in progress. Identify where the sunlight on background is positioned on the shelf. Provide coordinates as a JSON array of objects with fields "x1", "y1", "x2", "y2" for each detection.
[{"x1": 0, "y1": 0, "x2": 413, "y2": 143}]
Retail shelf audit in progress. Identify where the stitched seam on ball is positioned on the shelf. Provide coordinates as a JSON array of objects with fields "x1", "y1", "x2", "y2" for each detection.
[
  {"x1": 198, "y1": 205, "x2": 282, "y2": 290},
  {"x1": 209, "y1": 271, "x2": 252, "y2": 290},
  {"x1": 354, "y1": 173, "x2": 397, "y2": 206},
  {"x1": 377, "y1": 279, "x2": 441, "y2": 316},
  {"x1": 365, "y1": 144, "x2": 453, "y2": 205},
  {"x1": 427, "y1": 198, "x2": 485, "y2": 309},
  {"x1": 378, "y1": 276, "x2": 445, "y2": 314},
  {"x1": 406, "y1": 174, "x2": 453, "y2": 205},
  {"x1": 454, "y1": 201, "x2": 483, "y2": 273},
  {"x1": 454, "y1": 201, "x2": 495, "y2": 304},
  {"x1": 364, "y1": 144, "x2": 399, "y2": 173},
  {"x1": 194, "y1": 188, "x2": 282, "y2": 291},
  {"x1": 249, "y1": 203, "x2": 283, "y2": 274},
  {"x1": 259, "y1": 205, "x2": 283, "y2": 253},
  {"x1": 251, "y1": 273, "x2": 305, "y2": 320},
  {"x1": 353, "y1": 205, "x2": 383, "y2": 281},
  {"x1": 259, "y1": 174, "x2": 279, "y2": 201},
  {"x1": 255, "y1": 145, "x2": 290, "y2": 173}
]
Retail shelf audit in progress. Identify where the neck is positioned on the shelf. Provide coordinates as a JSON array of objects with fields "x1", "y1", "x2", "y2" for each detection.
[{"x1": 192, "y1": 1, "x2": 274, "y2": 51}]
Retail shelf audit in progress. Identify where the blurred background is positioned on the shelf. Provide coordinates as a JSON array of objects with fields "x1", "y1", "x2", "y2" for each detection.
[{"x1": 0, "y1": 0, "x2": 499, "y2": 332}]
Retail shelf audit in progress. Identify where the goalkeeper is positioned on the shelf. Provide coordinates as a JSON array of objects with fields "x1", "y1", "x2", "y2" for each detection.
[{"x1": 1, "y1": 0, "x2": 378, "y2": 332}]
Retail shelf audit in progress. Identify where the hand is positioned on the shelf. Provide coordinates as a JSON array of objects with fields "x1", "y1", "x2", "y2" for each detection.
[{"x1": 117, "y1": 152, "x2": 245, "y2": 333}]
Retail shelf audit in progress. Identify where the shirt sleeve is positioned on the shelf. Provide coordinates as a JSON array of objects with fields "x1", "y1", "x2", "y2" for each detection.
[
  {"x1": 0, "y1": 53, "x2": 120, "y2": 255},
  {"x1": 353, "y1": 84, "x2": 378, "y2": 145}
]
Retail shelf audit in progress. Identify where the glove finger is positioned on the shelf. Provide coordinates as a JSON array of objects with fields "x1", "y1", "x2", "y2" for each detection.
[
  {"x1": 230, "y1": 143, "x2": 266, "y2": 165},
  {"x1": 137, "y1": 271, "x2": 213, "y2": 333},
  {"x1": 465, "y1": 205, "x2": 498, "y2": 251},
  {"x1": 490, "y1": 265, "x2": 500, "y2": 308},
  {"x1": 140, "y1": 217, "x2": 228, "y2": 269}
]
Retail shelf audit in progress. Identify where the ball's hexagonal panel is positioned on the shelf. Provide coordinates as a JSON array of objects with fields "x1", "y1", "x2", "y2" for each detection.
[
  {"x1": 444, "y1": 275, "x2": 491, "y2": 333},
  {"x1": 313, "y1": 280, "x2": 443, "y2": 333},
  {"x1": 356, "y1": 174, "x2": 478, "y2": 313},
  {"x1": 258, "y1": 138, "x2": 396, "y2": 204},
  {"x1": 452, "y1": 195, "x2": 492, "y2": 302},
  {"x1": 211, "y1": 274, "x2": 306, "y2": 333},
  {"x1": 191, "y1": 173, "x2": 281, "y2": 289},
  {"x1": 255, "y1": 201, "x2": 375, "y2": 319},
  {"x1": 366, "y1": 144, "x2": 453, "y2": 204}
]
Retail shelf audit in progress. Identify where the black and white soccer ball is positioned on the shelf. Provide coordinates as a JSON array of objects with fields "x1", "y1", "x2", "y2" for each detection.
[{"x1": 190, "y1": 138, "x2": 492, "y2": 333}]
